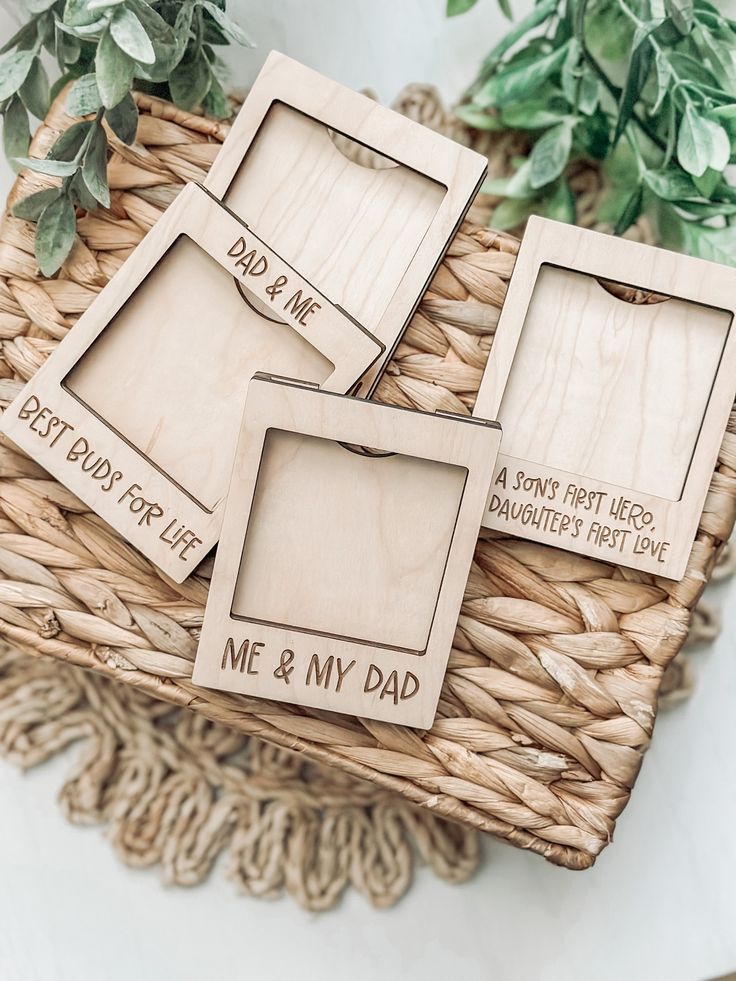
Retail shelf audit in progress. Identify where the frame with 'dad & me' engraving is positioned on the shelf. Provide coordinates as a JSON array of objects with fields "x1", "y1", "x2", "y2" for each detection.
[
  {"x1": 204, "y1": 50, "x2": 488, "y2": 396},
  {"x1": 193, "y1": 374, "x2": 502, "y2": 728},
  {"x1": 0, "y1": 183, "x2": 382, "y2": 582}
]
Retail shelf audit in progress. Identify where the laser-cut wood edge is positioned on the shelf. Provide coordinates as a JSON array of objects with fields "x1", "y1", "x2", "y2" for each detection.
[
  {"x1": 204, "y1": 50, "x2": 488, "y2": 396},
  {"x1": 193, "y1": 374, "x2": 502, "y2": 728},
  {"x1": 474, "y1": 216, "x2": 736, "y2": 579},
  {"x1": 0, "y1": 184, "x2": 382, "y2": 583}
]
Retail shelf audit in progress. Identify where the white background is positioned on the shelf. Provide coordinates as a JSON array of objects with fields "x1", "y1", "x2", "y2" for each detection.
[{"x1": 1, "y1": 2, "x2": 735, "y2": 979}]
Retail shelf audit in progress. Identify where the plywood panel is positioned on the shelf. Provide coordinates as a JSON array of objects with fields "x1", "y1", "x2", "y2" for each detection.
[
  {"x1": 232, "y1": 429, "x2": 466, "y2": 650},
  {"x1": 223, "y1": 103, "x2": 445, "y2": 329},
  {"x1": 65, "y1": 236, "x2": 332, "y2": 511},
  {"x1": 193, "y1": 376, "x2": 502, "y2": 727},
  {"x1": 1, "y1": 184, "x2": 382, "y2": 581},
  {"x1": 498, "y1": 265, "x2": 730, "y2": 501},
  {"x1": 205, "y1": 52, "x2": 487, "y2": 394},
  {"x1": 474, "y1": 217, "x2": 736, "y2": 579}
]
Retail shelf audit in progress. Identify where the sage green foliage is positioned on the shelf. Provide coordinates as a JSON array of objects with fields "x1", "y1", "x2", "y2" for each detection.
[
  {"x1": 449, "y1": 0, "x2": 736, "y2": 264},
  {"x1": 1, "y1": 0, "x2": 252, "y2": 275}
]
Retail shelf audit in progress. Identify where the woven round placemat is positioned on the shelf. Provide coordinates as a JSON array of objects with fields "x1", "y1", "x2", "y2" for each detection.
[{"x1": 0, "y1": 85, "x2": 734, "y2": 904}]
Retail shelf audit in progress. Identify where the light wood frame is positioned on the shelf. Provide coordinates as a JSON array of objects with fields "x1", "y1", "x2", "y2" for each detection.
[
  {"x1": 204, "y1": 50, "x2": 488, "y2": 395},
  {"x1": 193, "y1": 374, "x2": 501, "y2": 728},
  {"x1": 0, "y1": 183, "x2": 382, "y2": 582},
  {"x1": 474, "y1": 216, "x2": 736, "y2": 579}
]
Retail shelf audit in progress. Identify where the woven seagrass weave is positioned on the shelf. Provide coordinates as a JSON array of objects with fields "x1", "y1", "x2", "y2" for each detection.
[{"x1": 0, "y1": 92, "x2": 734, "y2": 872}]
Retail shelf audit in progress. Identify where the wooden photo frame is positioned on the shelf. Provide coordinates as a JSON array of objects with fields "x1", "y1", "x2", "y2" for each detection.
[
  {"x1": 0, "y1": 183, "x2": 382, "y2": 582},
  {"x1": 204, "y1": 50, "x2": 487, "y2": 395},
  {"x1": 193, "y1": 374, "x2": 501, "y2": 727},
  {"x1": 474, "y1": 216, "x2": 736, "y2": 579}
]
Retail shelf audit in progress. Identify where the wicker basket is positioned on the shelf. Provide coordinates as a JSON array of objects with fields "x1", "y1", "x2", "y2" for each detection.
[{"x1": 0, "y1": 92, "x2": 733, "y2": 872}]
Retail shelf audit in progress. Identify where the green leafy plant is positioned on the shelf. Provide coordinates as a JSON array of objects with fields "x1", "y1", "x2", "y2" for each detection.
[
  {"x1": 449, "y1": 0, "x2": 736, "y2": 264},
  {"x1": 1, "y1": 0, "x2": 251, "y2": 275}
]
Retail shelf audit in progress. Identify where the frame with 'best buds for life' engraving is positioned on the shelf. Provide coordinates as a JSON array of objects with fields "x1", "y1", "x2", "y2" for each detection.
[{"x1": 0, "y1": 183, "x2": 382, "y2": 582}]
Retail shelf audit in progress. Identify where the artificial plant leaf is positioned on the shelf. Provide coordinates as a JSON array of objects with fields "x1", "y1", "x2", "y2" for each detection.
[
  {"x1": 677, "y1": 199, "x2": 736, "y2": 219},
  {"x1": 27, "y1": 0, "x2": 58, "y2": 11},
  {"x1": 19, "y1": 58, "x2": 50, "y2": 120},
  {"x1": 692, "y1": 26, "x2": 736, "y2": 90},
  {"x1": 0, "y1": 49, "x2": 36, "y2": 103},
  {"x1": 128, "y1": 0, "x2": 176, "y2": 51},
  {"x1": 48, "y1": 120, "x2": 93, "y2": 160},
  {"x1": 447, "y1": 0, "x2": 480, "y2": 14},
  {"x1": 585, "y1": 5, "x2": 633, "y2": 62},
  {"x1": 577, "y1": 70, "x2": 599, "y2": 116},
  {"x1": 171, "y1": 0, "x2": 195, "y2": 68},
  {"x1": 70, "y1": 169, "x2": 99, "y2": 211},
  {"x1": 54, "y1": 23, "x2": 82, "y2": 72},
  {"x1": 651, "y1": 51, "x2": 670, "y2": 116},
  {"x1": 613, "y1": 185, "x2": 643, "y2": 235},
  {"x1": 64, "y1": 0, "x2": 107, "y2": 27},
  {"x1": 58, "y1": 15, "x2": 110, "y2": 38},
  {"x1": 560, "y1": 38, "x2": 581, "y2": 106},
  {"x1": 95, "y1": 27, "x2": 135, "y2": 109},
  {"x1": 643, "y1": 168, "x2": 700, "y2": 200},
  {"x1": 545, "y1": 178, "x2": 575, "y2": 222},
  {"x1": 169, "y1": 51, "x2": 212, "y2": 110},
  {"x1": 613, "y1": 36, "x2": 653, "y2": 145},
  {"x1": 199, "y1": 1, "x2": 254, "y2": 46},
  {"x1": 105, "y1": 92, "x2": 138, "y2": 143},
  {"x1": 202, "y1": 74, "x2": 230, "y2": 119},
  {"x1": 491, "y1": 195, "x2": 534, "y2": 231},
  {"x1": 678, "y1": 105, "x2": 719, "y2": 176},
  {"x1": 13, "y1": 155, "x2": 79, "y2": 176},
  {"x1": 483, "y1": 158, "x2": 534, "y2": 198},
  {"x1": 11, "y1": 186, "x2": 61, "y2": 221},
  {"x1": 477, "y1": 0, "x2": 556, "y2": 77},
  {"x1": 501, "y1": 98, "x2": 568, "y2": 129},
  {"x1": 35, "y1": 192, "x2": 77, "y2": 276},
  {"x1": 703, "y1": 118, "x2": 730, "y2": 171},
  {"x1": 668, "y1": 51, "x2": 720, "y2": 89},
  {"x1": 82, "y1": 121, "x2": 110, "y2": 207},
  {"x1": 529, "y1": 120, "x2": 573, "y2": 189},
  {"x1": 110, "y1": 7, "x2": 156, "y2": 65},
  {"x1": 692, "y1": 166, "x2": 721, "y2": 197},
  {"x1": 67, "y1": 73, "x2": 103, "y2": 116},
  {"x1": 475, "y1": 42, "x2": 569, "y2": 108},
  {"x1": 127, "y1": 0, "x2": 177, "y2": 81},
  {"x1": 665, "y1": 0, "x2": 694, "y2": 34},
  {"x1": 3, "y1": 97, "x2": 31, "y2": 171},
  {"x1": 455, "y1": 103, "x2": 505, "y2": 130},
  {"x1": 680, "y1": 221, "x2": 736, "y2": 265}
]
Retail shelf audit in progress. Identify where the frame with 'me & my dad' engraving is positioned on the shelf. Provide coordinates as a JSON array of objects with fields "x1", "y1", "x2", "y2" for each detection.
[
  {"x1": 204, "y1": 50, "x2": 488, "y2": 396},
  {"x1": 0, "y1": 183, "x2": 382, "y2": 582},
  {"x1": 474, "y1": 216, "x2": 736, "y2": 580},
  {"x1": 193, "y1": 374, "x2": 502, "y2": 728}
]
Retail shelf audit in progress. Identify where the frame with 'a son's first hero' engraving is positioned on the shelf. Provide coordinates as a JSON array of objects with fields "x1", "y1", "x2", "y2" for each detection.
[{"x1": 473, "y1": 216, "x2": 736, "y2": 580}]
